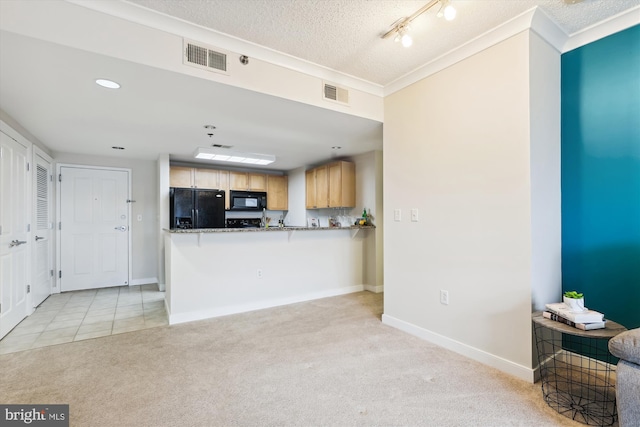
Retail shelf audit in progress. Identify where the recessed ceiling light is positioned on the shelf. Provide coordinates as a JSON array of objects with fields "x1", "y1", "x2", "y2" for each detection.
[
  {"x1": 96, "y1": 79, "x2": 121, "y2": 89},
  {"x1": 112, "y1": 146, "x2": 125, "y2": 150}
]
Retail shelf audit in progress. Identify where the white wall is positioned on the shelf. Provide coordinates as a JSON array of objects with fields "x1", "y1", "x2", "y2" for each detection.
[
  {"x1": 353, "y1": 151, "x2": 384, "y2": 292},
  {"x1": 54, "y1": 152, "x2": 158, "y2": 284},
  {"x1": 165, "y1": 229, "x2": 369, "y2": 324},
  {"x1": 528, "y1": 32, "x2": 561, "y2": 312},
  {"x1": 383, "y1": 31, "x2": 541, "y2": 381}
]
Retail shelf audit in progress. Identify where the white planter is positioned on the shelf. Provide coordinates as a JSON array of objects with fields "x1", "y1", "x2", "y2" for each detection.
[{"x1": 563, "y1": 296, "x2": 585, "y2": 312}]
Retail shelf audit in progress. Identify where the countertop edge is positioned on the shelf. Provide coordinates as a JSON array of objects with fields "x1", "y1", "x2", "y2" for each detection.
[{"x1": 164, "y1": 225, "x2": 376, "y2": 233}]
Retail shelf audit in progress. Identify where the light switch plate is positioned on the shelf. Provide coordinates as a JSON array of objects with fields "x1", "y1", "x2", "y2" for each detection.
[
  {"x1": 394, "y1": 209, "x2": 401, "y2": 221},
  {"x1": 411, "y1": 208, "x2": 418, "y2": 222}
]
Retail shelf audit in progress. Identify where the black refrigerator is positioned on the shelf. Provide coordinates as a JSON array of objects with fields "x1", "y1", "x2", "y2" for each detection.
[{"x1": 170, "y1": 188, "x2": 225, "y2": 229}]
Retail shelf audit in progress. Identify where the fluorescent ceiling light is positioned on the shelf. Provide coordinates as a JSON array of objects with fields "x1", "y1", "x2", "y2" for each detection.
[
  {"x1": 95, "y1": 78, "x2": 120, "y2": 89},
  {"x1": 194, "y1": 148, "x2": 275, "y2": 165}
]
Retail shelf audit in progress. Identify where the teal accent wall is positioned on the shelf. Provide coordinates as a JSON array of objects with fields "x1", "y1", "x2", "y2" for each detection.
[{"x1": 561, "y1": 25, "x2": 640, "y2": 329}]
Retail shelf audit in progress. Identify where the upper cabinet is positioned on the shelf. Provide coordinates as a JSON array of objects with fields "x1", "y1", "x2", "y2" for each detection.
[
  {"x1": 169, "y1": 166, "x2": 195, "y2": 188},
  {"x1": 230, "y1": 171, "x2": 267, "y2": 191},
  {"x1": 306, "y1": 165, "x2": 328, "y2": 209},
  {"x1": 306, "y1": 161, "x2": 355, "y2": 209},
  {"x1": 170, "y1": 166, "x2": 284, "y2": 211},
  {"x1": 170, "y1": 167, "x2": 230, "y2": 209},
  {"x1": 267, "y1": 175, "x2": 288, "y2": 210},
  {"x1": 328, "y1": 161, "x2": 355, "y2": 208}
]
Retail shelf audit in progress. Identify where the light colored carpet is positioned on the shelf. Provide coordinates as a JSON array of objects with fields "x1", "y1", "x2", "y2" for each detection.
[{"x1": 1, "y1": 292, "x2": 583, "y2": 427}]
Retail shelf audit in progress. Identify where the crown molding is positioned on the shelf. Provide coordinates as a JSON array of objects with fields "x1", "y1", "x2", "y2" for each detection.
[
  {"x1": 383, "y1": 7, "x2": 541, "y2": 96},
  {"x1": 65, "y1": 1, "x2": 639, "y2": 99},
  {"x1": 66, "y1": 0, "x2": 384, "y2": 97},
  {"x1": 563, "y1": 5, "x2": 640, "y2": 53}
]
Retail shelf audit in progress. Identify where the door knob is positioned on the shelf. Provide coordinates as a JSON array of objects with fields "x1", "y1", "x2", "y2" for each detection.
[
  {"x1": 9, "y1": 240, "x2": 27, "y2": 247},
  {"x1": 35, "y1": 236, "x2": 45, "y2": 241},
  {"x1": 114, "y1": 226, "x2": 127, "y2": 231}
]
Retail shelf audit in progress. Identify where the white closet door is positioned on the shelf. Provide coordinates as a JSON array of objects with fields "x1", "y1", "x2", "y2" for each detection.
[
  {"x1": 0, "y1": 131, "x2": 29, "y2": 338},
  {"x1": 32, "y1": 150, "x2": 53, "y2": 307}
]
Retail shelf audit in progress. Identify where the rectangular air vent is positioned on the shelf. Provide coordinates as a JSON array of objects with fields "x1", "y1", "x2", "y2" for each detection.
[
  {"x1": 323, "y1": 82, "x2": 349, "y2": 105},
  {"x1": 212, "y1": 144, "x2": 233, "y2": 149},
  {"x1": 184, "y1": 39, "x2": 228, "y2": 75}
]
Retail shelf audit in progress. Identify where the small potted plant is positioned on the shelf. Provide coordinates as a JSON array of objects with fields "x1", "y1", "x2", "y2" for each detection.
[{"x1": 563, "y1": 290, "x2": 585, "y2": 312}]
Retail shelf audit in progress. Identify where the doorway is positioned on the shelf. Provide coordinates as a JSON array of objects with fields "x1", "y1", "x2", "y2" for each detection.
[{"x1": 58, "y1": 165, "x2": 130, "y2": 291}]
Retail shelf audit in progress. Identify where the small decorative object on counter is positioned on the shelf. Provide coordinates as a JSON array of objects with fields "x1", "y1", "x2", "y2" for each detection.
[{"x1": 359, "y1": 208, "x2": 368, "y2": 226}]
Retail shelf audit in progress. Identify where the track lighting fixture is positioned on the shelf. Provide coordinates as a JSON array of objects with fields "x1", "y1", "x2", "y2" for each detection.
[{"x1": 381, "y1": 0, "x2": 457, "y2": 47}]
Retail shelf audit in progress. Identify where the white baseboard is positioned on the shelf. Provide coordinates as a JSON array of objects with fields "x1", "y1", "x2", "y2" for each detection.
[
  {"x1": 129, "y1": 277, "x2": 158, "y2": 286},
  {"x1": 364, "y1": 284, "x2": 384, "y2": 293},
  {"x1": 169, "y1": 285, "x2": 364, "y2": 325},
  {"x1": 382, "y1": 313, "x2": 535, "y2": 383}
]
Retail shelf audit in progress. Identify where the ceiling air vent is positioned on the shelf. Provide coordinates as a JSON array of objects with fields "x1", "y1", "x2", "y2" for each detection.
[
  {"x1": 323, "y1": 82, "x2": 349, "y2": 105},
  {"x1": 184, "y1": 39, "x2": 228, "y2": 75}
]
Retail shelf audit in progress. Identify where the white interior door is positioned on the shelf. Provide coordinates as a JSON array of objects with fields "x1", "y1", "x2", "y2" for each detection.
[
  {"x1": 32, "y1": 150, "x2": 53, "y2": 307},
  {"x1": 60, "y1": 166, "x2": 129, "y2": 291},
  {"x1": 0, "y1": 131, "x2": 29, "y2": 338}
]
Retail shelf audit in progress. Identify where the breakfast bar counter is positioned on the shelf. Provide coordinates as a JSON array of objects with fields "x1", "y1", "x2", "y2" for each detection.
[
  {"x1": 164, "y1": 225, "x2": 376, "y2": 325},
  {"x1": 164, "y1": 225, "x2": 375, "y2": 233}
]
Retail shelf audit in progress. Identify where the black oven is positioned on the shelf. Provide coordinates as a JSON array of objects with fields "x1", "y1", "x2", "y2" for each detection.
[{"x1": 229, "y1": 190, "x2": 267, "y2": 211}]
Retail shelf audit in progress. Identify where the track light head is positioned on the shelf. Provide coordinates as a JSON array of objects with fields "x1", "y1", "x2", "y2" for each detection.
[{"x1": 382, "y1": 0, "x2": 457, "y2": 47}]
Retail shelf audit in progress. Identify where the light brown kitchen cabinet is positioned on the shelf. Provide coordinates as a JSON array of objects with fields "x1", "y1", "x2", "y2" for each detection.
[
  {"x1": 192, "y1": 168, "x2": 217, "y2": 189},
  {"x1": 305, "y1": 161, "x2": 354, "y2": 209},
  {"x1": 305, "y1": 165, "x2": 328, "y2": 209},
  {"x1": 328, "y1": 161, "x2": 355, "y2": 208},
  {"x1": 267, "y1": 175, "x2": 288, "y2": 210},
  {"x1": 229, "y1": 171, "x2": 267, "y2": 191},
  {"x1": 169, "y1": 166, "x2": 194, "y2": 188},
  {"x1": 170, "y1": 167, "x2": 225, "y2": 189}
]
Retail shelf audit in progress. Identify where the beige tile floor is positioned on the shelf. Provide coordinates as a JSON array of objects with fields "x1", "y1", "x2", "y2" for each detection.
[{"x1": 0, "y1": 283, "x2": 167, "y2": 355}]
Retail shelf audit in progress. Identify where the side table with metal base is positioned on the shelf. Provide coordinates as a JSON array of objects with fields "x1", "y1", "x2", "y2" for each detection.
[{"x1": 532, "y1": 312, "x2": 626, "y2": 426}]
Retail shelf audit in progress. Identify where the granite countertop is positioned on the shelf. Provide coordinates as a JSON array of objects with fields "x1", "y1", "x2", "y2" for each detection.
[{"x1": 165, "y1": 225, "x2": 375, "y2": 233}]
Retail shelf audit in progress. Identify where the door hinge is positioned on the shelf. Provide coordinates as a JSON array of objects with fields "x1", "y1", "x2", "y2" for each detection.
[
  {"x1": 50, "y1": 174, "x2": 53, "y2": 182},
  {"x1": 58, "y1": 174, "x2": 62, "y2": 182},
  {"x1": 27, "y1": 162, "x2": 30, "y2": 172},
  {"x1": 58, "y1": 222, "x2": 61, "y2": 230},
  {"x1": 50, "y1": 269, "x2": 54, "y2": 277},
  {"x1": 59, "y1": 271, "x2": 62, "y2": 279},
  {"x1": 27, "y1": 285, "x2": 30, "y2": 293},
  {"x1": 27, "y1": 224, "x2": 30, "y2": 232}
]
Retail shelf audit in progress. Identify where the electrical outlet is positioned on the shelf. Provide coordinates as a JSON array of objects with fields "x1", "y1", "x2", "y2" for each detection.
[
  {"x1": 394, "y1": 209, "x2": 401, "y2": 222},
  {"x1": 440, "y1": 290, "x2": 449, "y2": 305},
  {"x1": 257, "y1": 269, "x2": 263, "y2": 279},
  {"x1": 411, "y1": 208, "x2": 419, "y2": 222}
]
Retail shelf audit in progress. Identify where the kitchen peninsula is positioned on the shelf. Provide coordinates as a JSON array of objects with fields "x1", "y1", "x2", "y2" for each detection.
[{"x1": 164, "y1": 225, "x2": 375, "y2": 324}]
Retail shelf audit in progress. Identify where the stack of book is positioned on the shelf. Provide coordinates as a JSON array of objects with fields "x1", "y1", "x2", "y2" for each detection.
[{"x1": 543, "y1": 302, "x2": 606, "y2": 330}]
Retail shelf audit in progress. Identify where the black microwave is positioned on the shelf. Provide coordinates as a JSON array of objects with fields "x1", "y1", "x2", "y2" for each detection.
[{"x1": 229, "y1": 190, "x2": 267, "y2": 211}]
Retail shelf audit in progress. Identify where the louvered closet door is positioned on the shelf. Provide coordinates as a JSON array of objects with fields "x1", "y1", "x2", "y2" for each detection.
[{"x1": 32, "y1": 151, "x2": 53, "y2": 307}]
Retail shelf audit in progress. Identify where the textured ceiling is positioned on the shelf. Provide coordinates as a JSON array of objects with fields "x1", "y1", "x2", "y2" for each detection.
[{"x1": 126, "y1": 0, "x2": 640, "y2": 85}]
